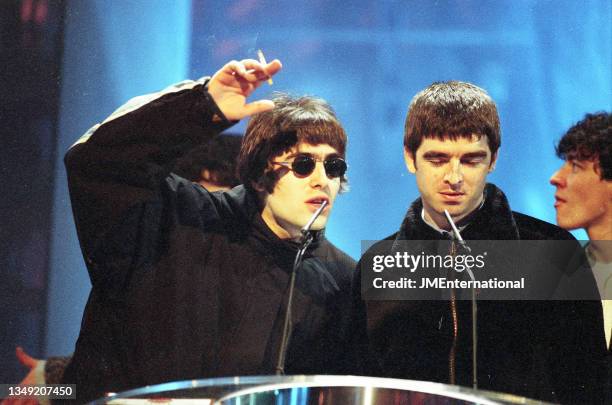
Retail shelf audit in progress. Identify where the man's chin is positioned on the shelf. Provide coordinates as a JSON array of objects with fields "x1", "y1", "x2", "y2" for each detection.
[
  {"x1": 309, "y1": 217, "x2": 328, "y2": 231},
  {"x1": 435, "y1": 205, "x2": 472, "y2": 224},
  {"x1": 555, "y1": 216, "x2": 579, "y2": 231},
  {"x1": 437, "y1": 203, "x2": 465, "y2": 215}
]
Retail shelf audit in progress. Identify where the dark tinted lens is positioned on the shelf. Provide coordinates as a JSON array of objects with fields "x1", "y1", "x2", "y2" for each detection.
[
  {"x1": 324, "y1": 158, "x2": 347, "y2": 178},
  {"x1": 291, "y1": 155, "x2": 316, "y2": 176}
]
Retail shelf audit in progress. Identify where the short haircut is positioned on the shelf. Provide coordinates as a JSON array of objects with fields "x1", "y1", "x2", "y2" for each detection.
[
  {"x1": 173, "y1": 134, "x2": 242, "y2": 187},
  {"x1": 404, "y1": 81, "x2": 501, "y2": 158},
  {"x1": 238, "y1": 93, "x2": 348, "y2": 193},
  {"x1": 556, "y1": 112, "x2": 611, "y2": 180}
]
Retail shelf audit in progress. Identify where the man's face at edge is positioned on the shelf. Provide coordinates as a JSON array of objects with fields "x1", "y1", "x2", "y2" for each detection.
[
  {"x1": 550, "y1": 158, "x2": 612, "y2": 237},
  {"x1": 259, "y1": 142, "x2": 343, "y2": 240},
  {"x1": 404, "y1": 135, "x2": 497, "y2": 230}
]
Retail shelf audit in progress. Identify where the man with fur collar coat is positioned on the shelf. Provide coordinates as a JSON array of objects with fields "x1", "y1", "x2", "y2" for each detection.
[{"x1": 354, "y1": 81, "x2": 607, "y2": 404}]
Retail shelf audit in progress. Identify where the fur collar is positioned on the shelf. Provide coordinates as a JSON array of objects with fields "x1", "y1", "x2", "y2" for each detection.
[{"x1": 396, "y1": 183, "x2": 520, "y2": 241}]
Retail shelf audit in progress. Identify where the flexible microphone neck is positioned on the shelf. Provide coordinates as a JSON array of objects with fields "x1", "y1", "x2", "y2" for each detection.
[
  {"x1": 275, "y1": 201, "x2": 328, "y2": 375},
  {"x1": 444, "y1": 209, "x2": 478, "y2": 390},
  {"x1": 443, "y1": 210, "x2": 471, "y2": 254}
]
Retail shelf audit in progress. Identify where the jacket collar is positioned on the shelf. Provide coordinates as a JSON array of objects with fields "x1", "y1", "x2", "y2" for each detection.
[
  {"x1": 235, "y1": 187, "x2": 323, "y2": 269},
  {"x1": 396, "y1": 183, "x2": 520, "y2": 241}
]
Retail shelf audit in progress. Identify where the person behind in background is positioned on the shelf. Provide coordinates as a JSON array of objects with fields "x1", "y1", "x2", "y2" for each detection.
[
  {"x1": 354, "y1": 81, "x2": 606, "y2": 403},
  {"x1": 173, "y1": 133, "x2": 243, "y2": 191},
  {"x1": 550, "y1": 111, "x2": 611, "y2": 402},
  {"x1": 60, "y1": 59, "x2": 354, "y2": 402}
]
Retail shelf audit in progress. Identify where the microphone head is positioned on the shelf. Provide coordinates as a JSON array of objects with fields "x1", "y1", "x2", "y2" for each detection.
[{"x1": 444, "y1": 209, "x2": 462, "y2": 241}]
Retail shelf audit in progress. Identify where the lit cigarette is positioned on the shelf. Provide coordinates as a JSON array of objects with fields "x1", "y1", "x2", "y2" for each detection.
[{"x1": 257, "y1": 49, "x2": 273, "y2": 85}]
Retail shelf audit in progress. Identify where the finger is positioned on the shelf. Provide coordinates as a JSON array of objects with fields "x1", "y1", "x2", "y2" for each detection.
[
  {"x1": 225, "y1": 59, "x2": 262, "y2": 82},
  {"x1": 215, "y1": 60, "x2": 257, "y2": 84},
  {"x1": 261, "y1": 59, "x2": 281, "y2": 85},
  {"x1": 242, "y1": 59, "x2": 282, "y2": 82},
  {"x1": 242, "y1": 69, "x2": 272, "y2": 83},
  {"x1": 264, "y1": 59, "x2": 282, "y2": 77},
  {"x1": 240, "y1": 58, "x2": 264, "y2": 71},
  {"x1": 242, "y1": 100, "x2": 275, "y2": 117},
  {"x1": 222, "y1": 60, "x2": 247, "y2": 76},
  {"x1": 16, "y1": 346, "x2": 38, "y2": 368}
]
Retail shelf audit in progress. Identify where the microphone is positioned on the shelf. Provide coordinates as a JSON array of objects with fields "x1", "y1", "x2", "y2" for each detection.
[
  {"x1": 444, "y1": 210, "x2": 471, "y2": 252},
  {"x1": 276, "y1": 200, "x2": 328, "y2": 375},
  {"x1": 301, "y1": 200, "x2": 328, "y2": 236},
  {"x1": 443, "y1": 210, "x2": 475, "y2": 281},
  {"x1": 444, "y1": 209, "x2": 478, "y2": 389}
]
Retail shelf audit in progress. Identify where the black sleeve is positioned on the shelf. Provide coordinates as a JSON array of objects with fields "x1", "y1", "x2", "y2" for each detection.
[
  {"x1": 64, "y1": 84, "x2": 234, "y2": 286},
  {"x1": 546, "y1": 299, "x2": 607, "y2": 404}
]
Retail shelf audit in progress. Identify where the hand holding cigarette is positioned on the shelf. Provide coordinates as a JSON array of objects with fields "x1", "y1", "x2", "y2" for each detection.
[{"x1": 208, "y1": 55, "x2": 282, "y2": 120}]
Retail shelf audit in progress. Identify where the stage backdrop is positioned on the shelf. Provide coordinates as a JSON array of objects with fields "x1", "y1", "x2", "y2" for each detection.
[{"x1": 2, "y1": 0, "x2": 608, "y2": 383}]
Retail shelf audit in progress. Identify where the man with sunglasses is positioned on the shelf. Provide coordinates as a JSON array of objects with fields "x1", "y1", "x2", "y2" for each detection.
[
  {"x1": 354, "y1": 81, "x2": 606, "y2": 403},
  {"x1": 61, "y1": 59, "x2": 354, "y2": 402}
]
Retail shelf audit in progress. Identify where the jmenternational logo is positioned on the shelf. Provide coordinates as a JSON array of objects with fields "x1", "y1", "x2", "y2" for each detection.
[{"x1": 361, "y1": 240, "x2": 604, "y2": 301}]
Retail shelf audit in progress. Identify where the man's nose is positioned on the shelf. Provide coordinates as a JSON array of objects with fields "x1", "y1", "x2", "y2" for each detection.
[
  {"x1": 309, "y1": 161, "x2": 329, "y2": 188},
  {"x1": 549, "y1": 168, "x2": 565, "y2": 187},
  {"x1": 444, "y1": 160, "x2": 463, "y2": 186}
]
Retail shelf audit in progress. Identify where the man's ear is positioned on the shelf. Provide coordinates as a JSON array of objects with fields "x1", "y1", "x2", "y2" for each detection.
[
  {"x1": 251, "y1": 181, "x2": 269, "y2": 210},
  {"x1": 404, "y1": 148, "x2": 417, "y2": 173},
  {"x1": 488, "y1": 151, "x2": 498, "y2": 173}
]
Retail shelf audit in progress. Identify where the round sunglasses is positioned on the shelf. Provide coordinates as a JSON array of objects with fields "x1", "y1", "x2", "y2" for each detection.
[{"x1": 272, "y1": 155, "x2": 347, "y2": 178}]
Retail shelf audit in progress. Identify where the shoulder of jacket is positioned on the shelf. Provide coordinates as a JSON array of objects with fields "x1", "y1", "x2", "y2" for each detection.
[
  {"x1": 512, "y1": 211, "x2": 576, "y2": 240},
  {"x1": 319, "y1": 239, "x2": 356, "y2": 268},
  {"x1": 356, "y1": 231, "x2": 400, "y2": 264}
]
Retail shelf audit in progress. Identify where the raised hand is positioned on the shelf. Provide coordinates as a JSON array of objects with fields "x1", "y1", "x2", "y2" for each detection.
[{"x1": 207, "y1": 58, "x2": 282, "y2": 121}]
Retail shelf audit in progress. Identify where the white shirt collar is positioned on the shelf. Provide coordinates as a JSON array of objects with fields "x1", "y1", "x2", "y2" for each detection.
[{"x1": 420, "y1": 197, "x2": 485, "y2": 237}]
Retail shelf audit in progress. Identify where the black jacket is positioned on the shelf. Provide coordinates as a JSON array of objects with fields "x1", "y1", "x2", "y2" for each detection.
[
  {"x1": 62, "y1": 84, "x2": 355, "y2": 402},
  {"x1": 354, "y1": 184, "x2": 607, "y2": 404}
]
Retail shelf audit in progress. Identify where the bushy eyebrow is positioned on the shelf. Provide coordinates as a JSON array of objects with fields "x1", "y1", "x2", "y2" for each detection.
[
  {"x1": 421, "y1": 151, "x2": 488, "y2": 159},
  {"x1": 323, "y1": 152, "x2": 342, "y2": 160},
  {"x1": 286, "y1": 151, "x2": 342, "y2": 160},
  {"x1": 461, "y1": 151, "x2": 488, "y2": 159},
  {"x1": 422, "y1": 151, "x2": 450, "y2": 159}
]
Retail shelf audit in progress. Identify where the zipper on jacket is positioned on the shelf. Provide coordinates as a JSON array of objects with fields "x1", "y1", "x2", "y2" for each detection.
[{"x1": 448, "y1": 240, "x2": 458, "y2": 384}]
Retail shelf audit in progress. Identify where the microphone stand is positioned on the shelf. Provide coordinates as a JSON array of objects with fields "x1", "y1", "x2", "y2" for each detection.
[
  {"x1": 275, "y1": 200, "x2": 328, "y2": 375},
  {"x1": 444, "y1": 210, "x2": 478, "y2": 389}
]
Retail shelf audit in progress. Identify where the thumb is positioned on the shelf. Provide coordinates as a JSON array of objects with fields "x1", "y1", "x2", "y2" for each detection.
[
  {"x1": 16, "y1": 346, "x2": 39, "y2": 369},
  {"x1": 242, "y1": 100, "x2": 275, "y2": 117}
]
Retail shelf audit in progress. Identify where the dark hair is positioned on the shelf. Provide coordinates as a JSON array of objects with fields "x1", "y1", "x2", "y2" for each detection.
[
  {"x1": 173, "y1": 134, "x2": 242, "y2": 187},
  {"x1": 556, "y1": 112, "x2": 611, "y2": 180},
  {"x1": 404, "y1": 81, "x2": 501, "y2": 158},
  {"x1": 238, "y1": 93, "x2": 348, "y2": 193}
]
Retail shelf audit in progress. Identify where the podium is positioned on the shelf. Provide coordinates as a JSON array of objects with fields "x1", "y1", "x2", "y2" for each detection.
[{"x1": 93, "y1": 375, "x2": 547, "y2": 404}]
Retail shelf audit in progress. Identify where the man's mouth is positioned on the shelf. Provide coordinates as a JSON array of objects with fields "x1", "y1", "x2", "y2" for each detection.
[
  {"x1": 306, "y1": 196, "x2": 330, "y2": 211},
  {"x1": 554, "y1": 195, "x2": 566, "y2": 208},
  {"x1": 439, "y1": 191, "x2": 465, "y2": 201}
]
